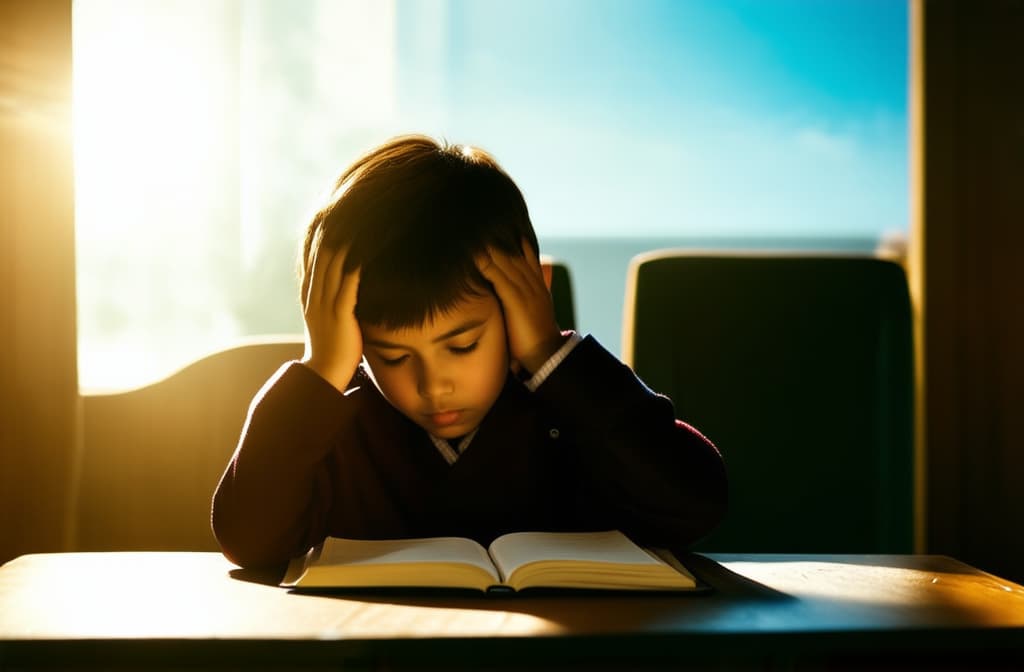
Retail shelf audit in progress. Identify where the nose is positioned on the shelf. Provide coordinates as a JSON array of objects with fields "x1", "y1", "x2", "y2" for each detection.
[{"x1": 416, "y1": 360, "x2": 453, "y2": 401}]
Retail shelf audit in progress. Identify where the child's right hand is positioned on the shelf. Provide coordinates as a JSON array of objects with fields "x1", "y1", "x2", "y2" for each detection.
[{"x1": 301, "y1": 245, "x2": 363, "y2": 393}]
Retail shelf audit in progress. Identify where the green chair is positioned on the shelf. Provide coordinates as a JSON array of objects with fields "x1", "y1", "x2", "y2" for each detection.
[{"x1": 623, "y1": 252, "x2": 914, "y2": 553}]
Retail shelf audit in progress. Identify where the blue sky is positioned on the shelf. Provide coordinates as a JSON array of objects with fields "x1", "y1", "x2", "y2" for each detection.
[{"x1": 399, "y1": 0, "x2": 909, "y2": 239}]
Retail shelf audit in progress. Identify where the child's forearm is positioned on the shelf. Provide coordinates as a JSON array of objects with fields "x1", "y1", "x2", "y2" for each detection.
[
  {"x1": 531, "y1": 335, "x2": 728, "y2": 547},
  {"x1": 211, "y1": 362, "x2": 354, "y2": 568}
]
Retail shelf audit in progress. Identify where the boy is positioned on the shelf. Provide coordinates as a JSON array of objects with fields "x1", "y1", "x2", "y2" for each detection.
[{"x1": 212, "y1": 135, "x2": 727, "y2": 569}]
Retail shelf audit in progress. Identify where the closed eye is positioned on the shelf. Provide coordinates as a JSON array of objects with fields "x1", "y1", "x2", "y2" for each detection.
[
  {"x1": 378, "y1": 353, "x2": 409, "y2": 366},
  {"x1": 449, "y1": 342, "x2": 478, "y2": 356}
]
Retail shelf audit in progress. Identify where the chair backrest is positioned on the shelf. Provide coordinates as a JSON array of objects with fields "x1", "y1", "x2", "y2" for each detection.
[
  {"x1": 623, "y1": 252, "x2": 914, "y2": 553},
  {"x1": 74, "y1": 337, "x2": 305, "y2": 551},
  {"x1": 549, "y1": 259, "x2": 576, "y2": 331}
]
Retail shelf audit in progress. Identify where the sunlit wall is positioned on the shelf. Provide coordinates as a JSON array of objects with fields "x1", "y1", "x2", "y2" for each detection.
[{"x1": 74, "y1": 0, "x2": 908, "y2": 391}]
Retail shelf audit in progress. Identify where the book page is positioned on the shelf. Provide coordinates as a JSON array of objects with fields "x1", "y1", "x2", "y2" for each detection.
[
  {"x1": 487, "y1": 530, "x2": 695, "y2": 590},
  {"x1": 283, "y1": 537, "x2": 501, "y2": 590}
]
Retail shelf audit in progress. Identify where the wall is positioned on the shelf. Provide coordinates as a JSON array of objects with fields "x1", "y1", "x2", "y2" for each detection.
[
  {"x1": 0, "y1": 1, "x2": 78, "y2": 564},
  {"x1": 912, "y1": 0, "x2": 1024, "y2": 581}
]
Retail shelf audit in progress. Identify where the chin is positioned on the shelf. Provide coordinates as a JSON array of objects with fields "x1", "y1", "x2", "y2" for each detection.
[{"x1": 429, "y1": 424, "x2": 468, "y2": 439}]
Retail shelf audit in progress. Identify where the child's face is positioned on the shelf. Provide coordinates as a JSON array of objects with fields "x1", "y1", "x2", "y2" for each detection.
[{"x1": 361, "y1": 292, "x2": 509, "y2": 439}]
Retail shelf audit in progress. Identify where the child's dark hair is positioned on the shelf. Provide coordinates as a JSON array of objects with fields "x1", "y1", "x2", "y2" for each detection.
[{"x1": 300, "y1": 135, "x2": 538, "y2": 328}]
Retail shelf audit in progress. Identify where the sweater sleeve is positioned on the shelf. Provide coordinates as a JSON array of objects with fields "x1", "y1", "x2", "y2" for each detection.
[
  {"x1": 211, "y1": 361, "x2": 357, "y2": 568},
  {"x1": 531, "y1": 335, "x2": 728, "y2": 548}
]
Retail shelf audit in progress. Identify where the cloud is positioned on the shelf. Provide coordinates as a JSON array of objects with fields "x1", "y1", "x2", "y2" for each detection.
[{"x1": 793, "y1": 126, "x2": 857, "y2": 162}]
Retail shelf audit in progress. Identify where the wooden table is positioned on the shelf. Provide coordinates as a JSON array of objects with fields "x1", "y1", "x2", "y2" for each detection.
[{"x1": 2, "y1": 552, "x2": 1023, "y2": 669}]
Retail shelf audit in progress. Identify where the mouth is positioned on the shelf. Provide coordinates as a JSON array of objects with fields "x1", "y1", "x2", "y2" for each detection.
[{"x1": 426, "y1": 410, "x2": 463, "y2": 428}]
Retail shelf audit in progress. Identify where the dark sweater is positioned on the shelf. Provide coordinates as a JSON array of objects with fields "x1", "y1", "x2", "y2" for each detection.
[{"x1": 212, "y1": 335, "x2": 727, "y2": 569}]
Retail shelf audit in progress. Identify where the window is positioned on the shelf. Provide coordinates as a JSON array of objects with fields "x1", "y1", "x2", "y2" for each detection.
[{"x1": 74, "y1": 0, "x2": 908, "y2": 391}]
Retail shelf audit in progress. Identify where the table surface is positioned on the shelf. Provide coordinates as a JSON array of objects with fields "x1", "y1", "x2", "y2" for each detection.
[{"x1": 2, "y1": 552, "x2": 1023, "y2": 668}]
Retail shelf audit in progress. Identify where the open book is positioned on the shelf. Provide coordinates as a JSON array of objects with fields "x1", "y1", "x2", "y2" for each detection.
[{"x1": 282, "y1": 529, "x2": 698, "y2": 593}]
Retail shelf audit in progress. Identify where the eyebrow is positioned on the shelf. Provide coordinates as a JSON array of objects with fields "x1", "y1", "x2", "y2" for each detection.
[{"x1": 364, "y1": 319, "x2": 487, "y2": 349}]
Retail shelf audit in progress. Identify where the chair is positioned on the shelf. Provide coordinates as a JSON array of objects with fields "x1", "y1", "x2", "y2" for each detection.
[
  {"x1": 542, "y1": 256, "x2": 577, "y2": 331},
  {"x1": 74, "y1": 337, "x2": 305, "y2": 551},
  {"x1": 623, "y1": 252, "x2": 914, "y2": 553}
]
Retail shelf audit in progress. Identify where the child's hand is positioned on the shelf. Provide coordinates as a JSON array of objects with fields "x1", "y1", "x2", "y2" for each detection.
[
  {"x1": 301, "y1": 245, "x2": 363, "y2": 392},
  {"x1": 477, "y1": 240, "x2": 565, "y2": 374}
]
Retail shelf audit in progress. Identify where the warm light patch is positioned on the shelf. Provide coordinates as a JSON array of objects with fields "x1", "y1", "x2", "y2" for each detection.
[
  {"x1": 721, "y1": 558, "x2": 1024, "y2": 626},
  {"x1": 72, "y1": 1, "x2": 399, "y2": 392}
]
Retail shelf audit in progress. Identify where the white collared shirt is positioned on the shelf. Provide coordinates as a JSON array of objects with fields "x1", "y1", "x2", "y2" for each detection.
[{"x1": 428, "y1": 332, "x2": 582, "y2": 464}]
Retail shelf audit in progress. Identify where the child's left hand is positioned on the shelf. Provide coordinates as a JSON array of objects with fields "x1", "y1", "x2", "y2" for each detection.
[{"x1": 477, "y1": 240, "x2": 565, "y2": 374}]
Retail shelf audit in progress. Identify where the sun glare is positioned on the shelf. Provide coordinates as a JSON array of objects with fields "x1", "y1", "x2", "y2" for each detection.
[
  {"x1": 74, "y1": 1, "x2": 235, "y2": 391},
  {"x1": 73, "y1": 1, "x2": 398, "y2": 392},
  {"x1": 74, "y1": 2, "x2": 223, "y2": 236}
]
